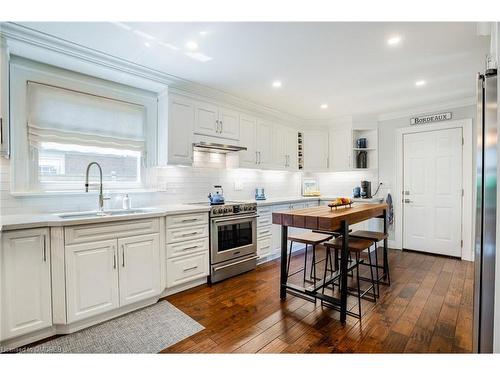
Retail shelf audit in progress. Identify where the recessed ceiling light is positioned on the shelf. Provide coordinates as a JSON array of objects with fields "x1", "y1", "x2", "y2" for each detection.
[
  {"x1": 199, "y1": 31, "x2": 208, "y2": 36},
  {"x1": 272, "y1": 80, "x2": 282, "y2": 88},
  {"x1": 415, "y1": 80, "x2": 426, "y2": 87},
  {"x1": 185, "y1": 52, "x2": 213, "y2": 62},
  {"x1": 387, "y1": 35, "x2": 402, "y2": 46},
  {"x1": 186, "y1": 41, "x2": 198, "y2": 51},
  {"x1": 320, "y1": 103, "x2": 328, "y2": 109},
  {"x1": 144, "y1": 42, "x2": 151, "y2": 48}
]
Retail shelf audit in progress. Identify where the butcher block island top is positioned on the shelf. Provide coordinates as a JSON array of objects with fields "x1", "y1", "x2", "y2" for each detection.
[{"x1": 272, "y1": 202, "x2": 388, "y2": 231}]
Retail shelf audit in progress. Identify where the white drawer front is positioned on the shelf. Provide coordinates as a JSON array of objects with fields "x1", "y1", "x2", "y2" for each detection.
[
  {"x1": 166, "y1": 237, "x2": 209, "y2": 259},
  {"x1": 257, "y1": 224, "x2": 272, "y2": 239},
  {"x1": 166, "y1": 252, "x2": 209, "y2": 288},
  {"x1": 257, "y1": 214, "x2": 272, "y2": 227},
  {"x1": 65, "y1": 218, "x2": 160, "y2": 245},
  {"x1": 166, "y1": 212, "x2": 208, "y2": 228},
  {"x1": 257, "y1": 206, "x2": 272, "y2": 215},
  {"x1": 257, "y1": 236, "x2": 273, "y2": 258},
  {"x1": 166, "y1": 224, "x2": 209, "y2": 244}
]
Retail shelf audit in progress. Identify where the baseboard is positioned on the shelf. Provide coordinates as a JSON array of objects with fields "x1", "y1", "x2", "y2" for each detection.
[{"x1": 162, "y1": 277, "x2": 208, "y2": 297}]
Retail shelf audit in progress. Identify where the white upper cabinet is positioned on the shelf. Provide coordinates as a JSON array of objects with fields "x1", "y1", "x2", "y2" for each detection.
[
  {"x1": 117, "y1": 233, "x2": 161, "y2": 307},
  {"x1": 239, "y1": 114, "x2": 258, "y2": 167},
  {"x1": 272, "y1": 125, "x2": 297, "y2": 170},
  {"x1": 166, "y1": 94, "x2": 194, "y2": 166},
  {"x1": 285, "y1": 128, "x2": 298, "y2": 170},
  {"x1": 0, "y1": 37, "x2": 9, "y2": 158},
  {"x1": 1, "y1": 229, "x2": 52, "y2": 340},
  {"x1": 194, "y1": 101, "x2": 240, "y2": 141},
  {"x1": 329, "y1": 128, "x2": 352, "y2": 171},
  {"x1": 256, "y1": 119, "x2": 273, "y2": 168},
  {"x1": 218, "y1": 107, "x2": 240, "y2": 140},
  {"x1": 194, "y1": 101, "x2": 219, "y2": 136},
  {"x1": 302, "y1": 130, "x2": 329, "y2": 171}
]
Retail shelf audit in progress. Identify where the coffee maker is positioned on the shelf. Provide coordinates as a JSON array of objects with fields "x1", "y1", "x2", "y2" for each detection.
[{"x1": 360, "y1": 180, "x2": 372, "y2": 199}]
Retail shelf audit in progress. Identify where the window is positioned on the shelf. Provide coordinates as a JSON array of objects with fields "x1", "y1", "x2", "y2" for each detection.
[{"x1": 10, "y1": 58, "x2": 158, "y2": 193}]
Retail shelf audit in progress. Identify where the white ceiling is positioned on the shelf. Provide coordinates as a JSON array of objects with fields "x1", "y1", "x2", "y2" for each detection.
[{"x1": 17, "y1": 22, "x2": 490, "y2": 119}]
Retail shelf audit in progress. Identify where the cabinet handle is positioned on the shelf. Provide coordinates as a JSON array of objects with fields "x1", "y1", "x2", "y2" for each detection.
[
  {"x1": 255, "y1": 151, "x2": 259, "y2": 164},
  {"x1": 42, "y1": 234, "x2": 47, "y2": 262},
  {"x1": 258, "y1": 151, "x2": 261, "y2": 164},
  {"x1": 181, "y1": 231, "x2": 199, "y2": 237},
  {"x1": 183, "y1": 265, "x2": 199, "y2": 272},
  {"x1": 215, "y1": 120, "x2": 219, "y2": 133},
  {"x1": 0, "y1": 117, "x2": 3, "y2": 145},
  {"x1": 122, "y1": 245, "x2": 125, "y2": 267},
  {"x1": 113, "y1": 248, "x2": 117, "y2": 269},
  {"x1": 327, "y1": 157, "x2": 330, "y2": 169},
  {"x1": 183, "y1": 245, "x2": 200, "y2": 251},
  {"x1": 181, "y1": 218, "x2": 198, "y2": 223},
  {"x1": 220, "y1": 121, "x2": 223, "y2": 133}
]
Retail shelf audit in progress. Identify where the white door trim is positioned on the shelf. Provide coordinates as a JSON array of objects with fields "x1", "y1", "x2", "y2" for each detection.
[{"x1": 394, "y1": 119, "x2": 474, "y2": 261}]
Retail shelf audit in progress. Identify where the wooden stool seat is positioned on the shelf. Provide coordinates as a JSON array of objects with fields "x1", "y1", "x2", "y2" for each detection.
[
  {"x1": 324, "y1": 237, "x2": 374, "y2": 252},
  {"x1": 287, "y1": 232, "x2": 333, "y2": 245},
  {"x1": 350, "y1": 230, "x2": 388, "y2": 242}
]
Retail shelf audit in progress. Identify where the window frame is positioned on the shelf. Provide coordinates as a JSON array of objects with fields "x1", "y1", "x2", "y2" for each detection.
[{"x1": 9, "y1": 57, "x2": 158, "y2": 194}]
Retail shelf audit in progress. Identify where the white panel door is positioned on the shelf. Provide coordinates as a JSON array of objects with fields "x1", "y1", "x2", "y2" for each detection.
[
  {"x1": 238, "y1": 114, "x2": 257, "y2": 167},
  {"x1": 256, "y1": 120, "x2": 273, "y2": 168},
  {"x1": 403, "y1": 128, "x2": 462, "y2": 256},
  {"x1": 118, "y1": 233, "x2": 161, "y2": 306},
  {"x1": 65, "y1": 239, "x2": 119, "y2": 323},
  {"x1": 272, "y1": 125, "x2": 287, "y2": 169},
  {"x1": 168, "y1": 95, "x2": 194, "y2": 165},
  {"x1": 329, "y1": 128, "x2": 352, "y2": 171},
  {"x1": 285, "y1": 128, "x2": 298, "y2": 170},
  {"x1": 218, "y1": 108, "x2": 240, "y2": 140},
  {"x1": 194, "y1": 101, "x2": 218, "y2": 136},
  {"x1": 1, "y1": 228, "x2": 52, "y2": 340}
]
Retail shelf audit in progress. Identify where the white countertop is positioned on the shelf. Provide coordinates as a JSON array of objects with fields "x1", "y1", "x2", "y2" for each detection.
[{"x1": 0, "y1": 204, "x2": 210, "y2": 232}]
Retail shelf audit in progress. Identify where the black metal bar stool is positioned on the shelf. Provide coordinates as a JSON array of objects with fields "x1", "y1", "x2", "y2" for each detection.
[
  {"x1": 286, "y1": 232, "x2": 333, "y2": 286},
  {"x1": 323, "y1": 236, "x2": 377, "y2": 319},
  {"x1": 350, "y1": 230, "x2": 390, "y2": 296}
]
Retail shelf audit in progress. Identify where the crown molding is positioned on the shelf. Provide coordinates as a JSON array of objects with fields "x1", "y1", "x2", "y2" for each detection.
[
  {"x1": 0, "y1": 22, "x2": 303, "y2": 126},
  {"x1": 377, "y1": 97, "x2": 476, "y2": 122}
]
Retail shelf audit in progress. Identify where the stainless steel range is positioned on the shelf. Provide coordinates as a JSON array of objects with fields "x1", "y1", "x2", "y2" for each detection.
[{"x1": 191, "y1": 201, "x2": 258, "y2": 283}]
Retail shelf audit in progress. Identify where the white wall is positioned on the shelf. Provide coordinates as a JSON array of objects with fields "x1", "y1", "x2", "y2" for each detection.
[
  {"x1": 306, "y1": 170, "x2": 378, "y2": 197},
  {"x1": 377, "y1": 104, "x2": 476, "y2": 243}
]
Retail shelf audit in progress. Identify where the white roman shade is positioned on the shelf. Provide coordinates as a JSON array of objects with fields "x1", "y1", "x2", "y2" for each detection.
[{"x1": 27, "y1": 81, "x2": 146, "y2": 151}]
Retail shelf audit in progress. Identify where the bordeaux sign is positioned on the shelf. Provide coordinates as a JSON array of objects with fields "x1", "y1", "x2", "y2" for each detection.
[{"x1": 410, "y1": 112, "x2": 452, "y2": 125}]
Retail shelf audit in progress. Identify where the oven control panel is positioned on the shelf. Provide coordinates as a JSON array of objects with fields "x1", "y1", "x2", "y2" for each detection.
[{"x1": 210, "y1": 203, "x2": 257, "y2": 217}]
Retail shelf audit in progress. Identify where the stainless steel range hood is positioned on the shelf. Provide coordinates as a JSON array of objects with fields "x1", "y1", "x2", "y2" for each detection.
[{"x1": 193, "y1": 141, "x2": 247, "y2": 154}]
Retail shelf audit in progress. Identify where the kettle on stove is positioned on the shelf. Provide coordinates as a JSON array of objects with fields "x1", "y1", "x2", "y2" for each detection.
[{"x1": 208, "y1": 185, "x2": 225, "y2": 205}]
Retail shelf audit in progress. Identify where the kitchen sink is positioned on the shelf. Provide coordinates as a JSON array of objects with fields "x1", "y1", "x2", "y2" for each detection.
[{"x1": 56, "y1": 208, "x2": 155, "y2": 219}]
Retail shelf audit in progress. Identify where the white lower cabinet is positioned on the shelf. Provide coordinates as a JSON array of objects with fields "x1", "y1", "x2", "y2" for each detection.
[
  {"x1": 166, "y1": 251, "x2": 209, "y2": 288},
  {"x1": 165, "y1": 212, "x2": 210, "y2": 290},
  {"x1": 64, "y1": 221, "x2": 162, "y2": 323},
  {"x1": 65, "y1": 239, "x2": 119, "y2": 323},
  {"x1": 1, "y1": 228, "x2": 52, "y2": 340},
  {"x1": 118, "y1": 234, "x2": 161, "y2": 307}
]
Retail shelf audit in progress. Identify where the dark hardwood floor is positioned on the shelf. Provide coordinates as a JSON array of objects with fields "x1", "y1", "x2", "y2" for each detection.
[{"x1": 162, "y1": 247, "x2": 474, "y2": 353}]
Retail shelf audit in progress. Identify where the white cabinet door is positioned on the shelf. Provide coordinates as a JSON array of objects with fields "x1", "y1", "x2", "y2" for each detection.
[
  {"x1": 218, "y1": 107, "x2": 240, "y2": 140},
  {"x1": 117, "y1": 233, "x2": 161, "y2": 306},
  {"x1": 329, "y1": 128, "x2": 352, "y2": 171},
  {"x1": 272, "y1": 125, "x2": 287, "y2": 170},
  {"x1": 65, "y1": 239, "x2": 119, "y2": 323},
  {"x1": 1, "y1": 229, "x2": 52, "y2": 340},
  {"x1": 168, "y1": 95, "x2": 194, "y2": 165},
  {"x1": 285, "y1": 128, "x2": 298, "y2": 170},
  {"x1": 239, "y1": 114, "x2": 258, "y2": 167},
  {"x1": 0, "y1": 37, "x2": 9, "y2": 158},
  {"x1": 256, "y1": 120, "x2": 273, "y2": 168},
  {"x1": 303, "y1": 130, "x2": 329, "y2": 171},
  {"x1": 194, "y1": 101, "x2": 218, "y2": 137}
]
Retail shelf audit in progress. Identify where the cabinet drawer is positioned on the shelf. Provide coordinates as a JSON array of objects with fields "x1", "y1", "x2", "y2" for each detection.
[
  {"x1": 257, "y1": 236, "x2": 273, "y2": 258},
  {"x1": 166, "y1": 224, "x2": 209, "y2": 244},
  {"x1": 65, "y1": 218, "x2": 160, "y2": 245},
  {"x1": 257, "y1": 224, "x2": 272, "y2": 238},
  {"x1": 166, "y1": 212, "x2": 208, "y2": 228},
  {"x1": 166, "y1": 251, "x2": 209, "y2": 288},
  {"x1": 166, "y1": 237, "x2": 209, "y2": 259},
  {"x1": 257, "y1": 206, "x2": 272, "y2": 215},
  {"x1": 257, "y1": 214, "x2": 272, "y2": 227}
]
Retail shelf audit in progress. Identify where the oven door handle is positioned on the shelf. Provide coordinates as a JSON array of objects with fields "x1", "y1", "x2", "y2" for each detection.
[
  {"x1": 212, "y1": 214, "x2": 258, "y2": 223},
  {"x1": 213, "y1": 255, "x2": 259, "y2": 271}
]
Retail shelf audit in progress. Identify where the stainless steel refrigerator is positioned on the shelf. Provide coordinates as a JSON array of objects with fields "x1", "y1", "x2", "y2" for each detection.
[{"x1": 474, "y1": 67, "x2": 497, "y2": 353}]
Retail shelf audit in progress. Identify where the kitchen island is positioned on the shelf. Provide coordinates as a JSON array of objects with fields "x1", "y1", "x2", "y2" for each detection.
[{"x1": 272, "y1": 203, "x2": 388, "y2": 323}]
